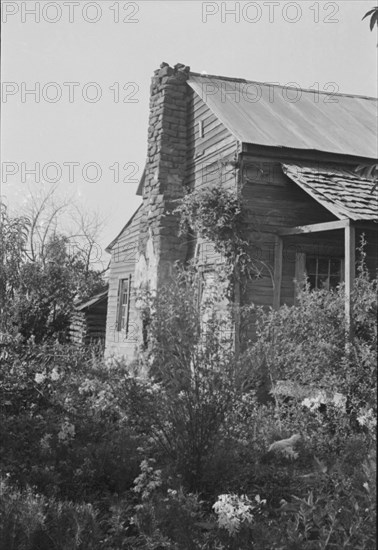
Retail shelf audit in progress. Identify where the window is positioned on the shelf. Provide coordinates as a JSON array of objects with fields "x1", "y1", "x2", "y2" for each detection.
[
  {"x1": 305, "y1": 256, "x2": 343, "y2": 290},
  {"x1": 116, "y1": 276, "x2": 131, "y2": 333}
]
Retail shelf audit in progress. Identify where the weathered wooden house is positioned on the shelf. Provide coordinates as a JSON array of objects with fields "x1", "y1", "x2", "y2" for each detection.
[
  {"x1": 105, "y1": 62, "x2": 378, "y2": 360},
  {"x1": 70, "y1": 290, "x2": 108, "y2": 346}
]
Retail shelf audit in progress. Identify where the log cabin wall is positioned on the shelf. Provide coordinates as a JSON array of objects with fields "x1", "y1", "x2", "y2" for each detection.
[
  {"x1": 69, "y1": 311, "x2": 87, "y2": 345},
  {"x1": 70, "y1": 297, "x2": 107, "y2": 346},
  {"x1": 85, "y1": 299, "x2": 107, "y2": 344}
]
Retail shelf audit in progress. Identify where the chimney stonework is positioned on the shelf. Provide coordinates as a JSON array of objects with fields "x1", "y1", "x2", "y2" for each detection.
[{"x1": 137, "y1": 62, "x2": 190, "y2": 289}]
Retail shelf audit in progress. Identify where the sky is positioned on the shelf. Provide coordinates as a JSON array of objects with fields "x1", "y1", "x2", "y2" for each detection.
[{"x1": 1, "y1": 0, "x2": 377, "y2": 259}]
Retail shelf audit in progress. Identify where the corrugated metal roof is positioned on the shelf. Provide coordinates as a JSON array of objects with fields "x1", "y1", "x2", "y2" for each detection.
[
  {"x1": 188, "y1": 74, "x2": 378, "y2": 159},
  {"x1": 282, "y1": 164, "x2": 378, "y2": 221}
]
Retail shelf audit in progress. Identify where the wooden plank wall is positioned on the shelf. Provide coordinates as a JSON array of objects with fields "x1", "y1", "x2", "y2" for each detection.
[
  {"x1": 85, "y1": 300, "x2": 107, "y2": 344},
  {"x1": 186, "y1": 88, "x2": 239, "y2": 268},
  {"x1": 186, "y1": 89, "x2": 239, "y2": 193},
  {"x1": 105, "y1": 207, "x2": 142, "y2": 360},
  {"x1": 240, "y1": 156, "x2": 342, "y2": 312},
  {"x1": 240, "y1": 156, "x2": 377, "y2": 322}
]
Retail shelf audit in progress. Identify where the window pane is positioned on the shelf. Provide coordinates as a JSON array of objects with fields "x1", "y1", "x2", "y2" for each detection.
[
  {"x1": 329, "y1": 276, "x2": 340, "y2": 289},
  {"x1": 308, "y1": 275, "x2": 316, "y2": 290},
  {"x1": 122, "y1": 287, "x2": 128, "y2": 306},
  {"x1": 330, "y1": 259, "x2": 341, "y2": 275},
  {"x1": 317, "y1": 274, "x2": 330, "y2": 290},
  {"x1": 117, "y1": 279, "x2": 129, "y2": 331},
  {"x1": 306, "y1": 257, "x2": 317, "y2": 274},
  {"x1": 318, "y1": 258, "x2": 329, "y2": 274}
]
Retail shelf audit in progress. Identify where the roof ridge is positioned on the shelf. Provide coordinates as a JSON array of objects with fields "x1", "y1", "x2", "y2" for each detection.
[{"x1": 189, "y1": 72, "x2": 378, "y2": 101}]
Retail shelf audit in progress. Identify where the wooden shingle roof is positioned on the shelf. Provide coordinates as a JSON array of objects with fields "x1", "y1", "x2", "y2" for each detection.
[{"x1": 283, "y1": 164, "x2": 378, "y2": 221}]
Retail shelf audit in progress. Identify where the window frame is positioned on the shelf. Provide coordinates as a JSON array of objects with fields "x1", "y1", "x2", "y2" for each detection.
[
  {"x1": 295, "y1": 252, "x2": 344, "y2": 295},
  {"x1": 116, "y1": 275, "x2": 131, "y2": 334}
]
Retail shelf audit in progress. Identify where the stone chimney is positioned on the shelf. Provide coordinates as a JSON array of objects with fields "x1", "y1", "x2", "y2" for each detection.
[{"x1": 136, "y1": 62, "x2": 190, "y2": 290}]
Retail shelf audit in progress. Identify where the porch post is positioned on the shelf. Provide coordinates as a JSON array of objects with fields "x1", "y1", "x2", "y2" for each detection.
[
  {"x1": 273, "y1": 236, "x2": 283, "y2": 309},
  {"x1": 344, "y1": 220, "x2": 355, "y2": 340}
]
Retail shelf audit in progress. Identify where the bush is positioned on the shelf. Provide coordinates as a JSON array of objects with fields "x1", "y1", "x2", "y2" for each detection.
[
  {"x1": 0, "y1": 338, "x2": 143, "y2": 502},
  {"x1": 0, "y1": 260, "x2": 376, "y2": 548},
  {"x1": 0, "y1": 478, "x2": 100, "y2": 550}
]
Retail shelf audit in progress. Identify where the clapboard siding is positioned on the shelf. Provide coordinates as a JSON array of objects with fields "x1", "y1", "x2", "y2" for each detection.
[
  {"x1": 186, "y1": 89, "x2": 239, "y2": 194},
  {"x1": 105, "y1": 206, "x2": 142, "y2": 360},
  {"x1": 185, "y1": 88, "x2": 239, "y2": 270},
  {"x1": 241, "y1": 155, "x2": 352, "y2": 309}
]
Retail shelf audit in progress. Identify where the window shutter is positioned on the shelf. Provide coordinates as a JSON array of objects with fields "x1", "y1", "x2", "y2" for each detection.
[
  {"x1": 116, "y1": 279, "x2": 122, "y2": 331},
  {"x1": 125, "y1": 275, "x2": 132, "y2": 336}
]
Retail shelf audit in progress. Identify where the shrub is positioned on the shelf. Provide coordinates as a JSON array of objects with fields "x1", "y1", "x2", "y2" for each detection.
[{"x1": 0, "y1": 478, "x2": 100, "y2": 550}]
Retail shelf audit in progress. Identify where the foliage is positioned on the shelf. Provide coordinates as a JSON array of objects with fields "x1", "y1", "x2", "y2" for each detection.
[
  {"x1": 0, "y1": 257, "x2": 376, "y2": 548},
  {"x1": 0, "y1": 339, "x2": 143, "y2": 503},
  {"x1": 248, "y1": 255, "x2": 377, "y2": 435},
  {"x1": 133, "y1": 265, "x2": 253, "y2": 492},
  {"x1": 362, "y1": 6, "x2": 378, "y2": 31},
  {"x1": 174, "y1": 185, "x2": 263, "y2": 281},
  {"x1": 0, "y1": 477, "x2": 100, "y2": 550},
  {"x1": 0, "y1": 205, "x2": 30, "y2": 320},
  {"x1": 0, "y1": 204, "x2": 106, "y2": 342}
]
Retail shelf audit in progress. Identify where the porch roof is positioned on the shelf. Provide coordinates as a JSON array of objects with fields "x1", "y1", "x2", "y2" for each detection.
[
  {"x1": 74, "y1": 290, "x2": 108, "y2": 312},
  {"x1": 282, "y1": 164, "x2": 378, "y2": 222}
]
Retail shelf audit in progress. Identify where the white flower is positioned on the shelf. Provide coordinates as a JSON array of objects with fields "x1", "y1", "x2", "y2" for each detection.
[
  {"x1": 302, "y1": 392, "x2": 326, "y2": 411},
  {"x1": 35, "y1": 372, "x2": 46, "y2": 384},
  {"x1": 213, "y1": 494, "x2": 255, "y2": 535},
  {"x1": 332, "y1": 392, "x2": 347, "y2": 411},
  {"x1": 357, "y1": 408, "x2": 377, "y2": 430},
  {"x1": 50, "y1": 367, "x2": 60, "y2": 381}
]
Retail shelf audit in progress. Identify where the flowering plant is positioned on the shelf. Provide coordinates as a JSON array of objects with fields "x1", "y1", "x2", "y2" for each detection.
[{"x1": 213, "y1": 493, "x2": 266, "y2": 535}]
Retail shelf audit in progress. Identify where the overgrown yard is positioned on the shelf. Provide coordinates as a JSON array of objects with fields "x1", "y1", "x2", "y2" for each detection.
[{"x1": 0, "y1": 264, "x2": 376, "y2": 549}]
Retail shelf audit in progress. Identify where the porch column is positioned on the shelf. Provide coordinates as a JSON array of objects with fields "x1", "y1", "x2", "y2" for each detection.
[
  {"x1": 344, "y1": 220, "x2": 355, "y2": 340},
  {"x1": 273, "y1": 236, "x2": 283, "y2": 309}
]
